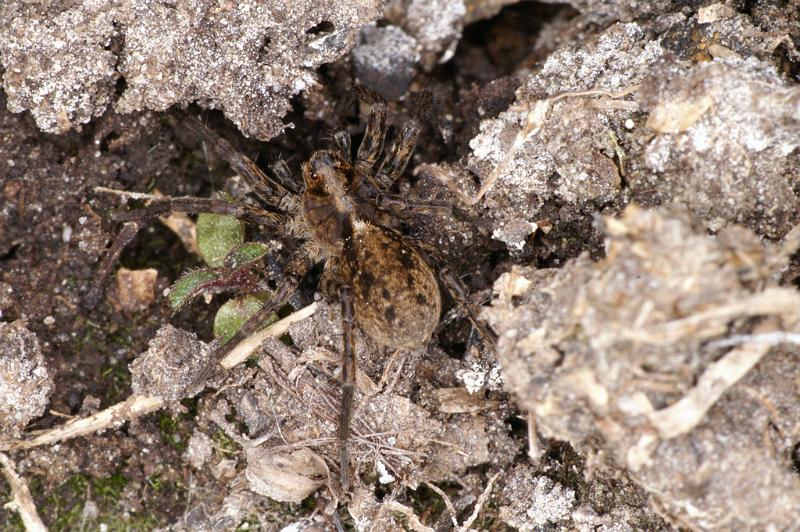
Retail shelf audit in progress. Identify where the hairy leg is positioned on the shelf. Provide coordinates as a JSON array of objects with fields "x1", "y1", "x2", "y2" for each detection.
[
  {"x1": 83, "y1": 221, "x2": 142, "y2": 310},
  {"x1": 435, "y1": 264, "x2": 496, "y2": 346},
  {"x1": 195, "y1": 249, "x2": 314, "y2": 385},
  {"x1": 355, "y1": 101, "x2": 388, "y2": 174},
  {"x1": 270, "y1": 160, "x2": 300, "y2": 195},
  {"x1": 112, "y1": 195, "x2": 285, "y2": 229},
  {"x1": 333, "y1": 131, "x2": 352, "y2": 164},
  {"x1": 414, "y1": 241, "x2": 496, "y2": 346},
  {"x1": 375, "y1": 119, "x2": 421, "y2": 189},
  {"x1": 338, "y1": 284, "x2": 356, "y2": 490},
  {"x1": 181, "y1": 113, "x2": 293, "y2": 206},
  {"x1": 375, "y1": 193, "x2": 452, "y2": 217}
]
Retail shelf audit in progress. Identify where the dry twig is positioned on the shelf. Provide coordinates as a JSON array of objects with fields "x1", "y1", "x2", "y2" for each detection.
[
  {"x1": 381, "y1": 501, "x2": 435, "y2": 532},
  {"x1": 0, "y1": 304, "x2": 318, "y2": 452},
  {"x1": 458, "y1": 472, "x2": 501, "y2": 532},
  {"x1": 0, "y1": 452, "x2": 47, "y2": 531},
  {"x1": 649, "y1": 327, "x2": 775, "y2": 439},
  {"x1": 424, "y1": 481, "x2": 458, "y2": 527}
]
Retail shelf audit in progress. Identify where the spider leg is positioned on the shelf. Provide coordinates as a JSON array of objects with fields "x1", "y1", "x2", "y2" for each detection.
[
  {"x1": 415, "y1": 241, "x2": 496, "y2": 345},
  {"x1": 180, "y1": 113, "x2": 292, "y2": 207},
  {"x1": 270, "y1": 160, "x2": 300, "y2": 195},
  {"x1": 196, "y1": 249, "x2": 313, "y2": 384},
  {"x1": 436, "y1": 264, "x2": 496, "y2": 346},
  {"x1": 375, "y1": 118, "x2": 421, "y2": 189},
  {"x1": 355, "y1": 101, "x2": 388, "y2": 174},
  {"x1": 83, "y1": 221, "x2": 142, "y2": 310},
  {"x1": 375, "y1": 193, "x2": 452, "y2": 217},
  {"x1": 333, "y1": 131, "x2": 352, "y2": 163},
  {"x1": 112, "y1": 195, "x2": 285, "y2": 230},
  {"x1": 338, "y1": 284, "x2": 356, "y2": 490}
]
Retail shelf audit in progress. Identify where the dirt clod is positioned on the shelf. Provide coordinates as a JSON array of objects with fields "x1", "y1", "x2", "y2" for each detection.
[
  {"x1": 0, "y1": 321, "x2": 53, "y2": 438},
  {"x1": 129, "y1": 325, "x2": 211, "y2": 406},
  {"x1": 485, "y1": 205, "x2": 800, "y2": 529}
]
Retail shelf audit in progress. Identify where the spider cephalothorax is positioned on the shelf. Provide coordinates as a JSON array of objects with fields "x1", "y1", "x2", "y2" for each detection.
[{"x1": 93, "y1": 94, "x2": 486, "y2": 490}]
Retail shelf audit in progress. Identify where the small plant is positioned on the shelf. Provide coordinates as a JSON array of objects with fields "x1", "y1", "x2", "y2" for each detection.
[{"x1": 168, "y1": 194, "x2": 278, "y2": 343}]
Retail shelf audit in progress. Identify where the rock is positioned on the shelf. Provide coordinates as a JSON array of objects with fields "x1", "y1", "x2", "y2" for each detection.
[
  {"x1": 113, "y1": 267, "x2": 158, "y2": 312},
  {"x1": 353, "y1": 24, "x2": 419, "y2": 100}
]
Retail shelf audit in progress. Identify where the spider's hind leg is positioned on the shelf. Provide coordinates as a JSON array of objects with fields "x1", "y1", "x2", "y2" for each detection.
[
  {"x1": 83, "y1": 221, "x2": 142, "y2": 310},
  {"x1": 337, "y1": 284, "x2": 357, "y2": 491},
  {"x1": 436, "y1": 264, "x2": 496, "y2": 347},
  {"x1": 415, "y1": 244, "x2": 496, "y2": 347}
]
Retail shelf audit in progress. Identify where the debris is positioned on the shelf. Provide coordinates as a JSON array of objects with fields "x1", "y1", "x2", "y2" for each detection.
[
  {"x1": 433, "y1": 387, "x2": 499, "y2": 413},
  {"x1": 184, "y1": 429, "x2": 214, "y2": 470},
  {"x1": 0, "y1": 0, "x2": 387, "y2": 139},
  {"x1": 498, "y1": 470, "x2": 575, "y2": 530},
  {"x1": 245, "y1": 447, "x2": 329, "y2": 504},
  {"x1": 636, "y1": 59, "x2": 800, "y2": 237},
  {"x1": 0, "y1": 309, "x2": 314, "y2": 451},
  {"x1": 0, "y1": 452, "x2": 47, "y2": 532},
  {"x1": 129, "y1": 325, "x2": 211, "y2": 406},
  {"x1": 113, "y1": 267, "x2": 158, "y2": 312}
]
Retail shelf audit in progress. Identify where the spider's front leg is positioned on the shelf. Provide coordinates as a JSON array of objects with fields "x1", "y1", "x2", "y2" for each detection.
[
  {"x1": 375, "y1": 118, "x2": 421, "y2": 189},
  {"x1": 333, "y1": 131, "x2": 352, "y2": 164},
  {"x1": 84, "y1": 193, "x2": 286, "y2": 309},
  {"x1": 180, "y1": 113, "x2": 298, "y2": 201},
  {"x1": 84, "y1": 221, "x2": 142, "y2": 309},
  {"x1": 355, "y1": 99, "x2": 388, "y2": 174},
  {"x1": 112, "y1": 195, "x2": 284, "y2": 228},
  {"x1": 338, "y1": 284, "x2": 357, "y2": 491}
]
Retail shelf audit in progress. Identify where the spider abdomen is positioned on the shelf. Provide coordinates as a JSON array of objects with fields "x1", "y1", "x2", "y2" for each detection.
[{"x1": 349, "y1": 221, "x2": 441, "y2": 349}]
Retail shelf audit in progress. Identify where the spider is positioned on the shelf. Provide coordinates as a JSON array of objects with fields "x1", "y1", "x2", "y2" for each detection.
[{"x1": 89, "y1": 92, "x2": 490, "y2": 490}]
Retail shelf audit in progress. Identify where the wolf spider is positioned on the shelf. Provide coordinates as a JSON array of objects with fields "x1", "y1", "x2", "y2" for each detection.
[{"x1": 91, "y1": 94, "x2": 488, "y2": 489}]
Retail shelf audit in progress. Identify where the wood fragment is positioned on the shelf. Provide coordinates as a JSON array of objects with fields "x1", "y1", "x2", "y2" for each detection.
[
  {"x1": 382, "y1": 500, "x2": 435, "y2": 532},
  {"x1": 458, "y1": 472, "x2": 501, "y2": 532},
  {"x1": 0, "y1": 395, "x2": 164, "y2": 451},
  {"x1": 527, "y1": 411, "x2": 543, "y2": 463},
  {"x1": 221, "y1": 302, "x2": 318, "y2": 369},
  {"x1": 621, "y1": 288, "x2": 800, "y2": 346},
  {"x1": 424, "y1": 481, "x2": 458, "y2": 528},
  {"x1": 0, "y1": 452, "x2": 48, "y2": 531}
]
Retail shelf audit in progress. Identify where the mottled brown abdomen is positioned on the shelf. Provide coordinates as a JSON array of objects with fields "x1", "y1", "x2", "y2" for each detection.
[{"x1": 349, "y1": 221, "x2": 441, "y2": 349}]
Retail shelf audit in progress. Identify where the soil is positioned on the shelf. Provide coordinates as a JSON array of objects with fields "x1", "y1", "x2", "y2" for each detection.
[{"x1": 1, "y1": 1, "x2": 799, "y2": 530}]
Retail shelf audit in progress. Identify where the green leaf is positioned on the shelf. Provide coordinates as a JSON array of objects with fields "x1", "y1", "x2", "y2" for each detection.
[
  {"x1": 197, "y1": 210, "x2": 245, "y2": 267},
  {"x1": 224, "y1": 242, "x2": 270, "y2": 270},
  {"x1": 168, "y1": 269, "x2": 218, "y2": 311},
  {"x1": 213, "y1": 294, "x2": 278, "y2": 344}
]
